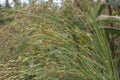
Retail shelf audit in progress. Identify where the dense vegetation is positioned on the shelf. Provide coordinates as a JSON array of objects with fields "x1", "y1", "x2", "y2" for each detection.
[{"x1": 0, "y1": 0, "x2": 120, "y2": 80}]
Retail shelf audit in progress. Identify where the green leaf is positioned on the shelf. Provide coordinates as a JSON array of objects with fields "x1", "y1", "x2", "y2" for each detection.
[
  {"x1": 103, "y1": 26, "x2": 120, "y2": 36},
  {"x1": 91, "y1": 26, "x2": 120, "y2": 36},
  {"x1": 97, "y1": 15, "x2": 120, "y2": 22},
  {"x1": 96, "y1": 3, "x2": 107, "y2": 17}
]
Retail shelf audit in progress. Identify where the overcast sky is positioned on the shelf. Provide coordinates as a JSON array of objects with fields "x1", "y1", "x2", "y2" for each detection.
[
  {"x1": 0, "y1": 0, "x2": 26, "y2": 4},
  {"x1": 0, "y1": 0, "x2": 62, "y2": 4},
  {"x1": 0, "y1": 0, "x2": 98, "y2": 6}
]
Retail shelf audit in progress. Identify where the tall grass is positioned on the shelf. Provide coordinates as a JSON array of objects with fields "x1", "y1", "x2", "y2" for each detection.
[{"x1": 0, "y1": 0, "x2": 119, "y2": 80}]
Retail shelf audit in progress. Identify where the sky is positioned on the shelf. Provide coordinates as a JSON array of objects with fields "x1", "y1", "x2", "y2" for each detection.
[
  {"x1": 0, "y1": 0, "x2": 62, "y2": 7},
  {"x1": 0, "y1": 0, "x2": 28, "y2": 4},
  {"x1": 0, "y1": 0, "x2": 98, "y2": 6},
  {"x1": 0, "y1": 0, "x2": 62, "y2": 4},
  {"x1": 0, "y1": 0, "x2": 99, "y2": 4},
  {"x1": 0, "y1": 0, "x2": 28, "y2": 6}
]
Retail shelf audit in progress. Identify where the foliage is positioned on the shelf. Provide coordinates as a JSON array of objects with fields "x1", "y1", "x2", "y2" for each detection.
[{"x1": 0, "y1": 0, "x2": 120, "y2": 80}]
